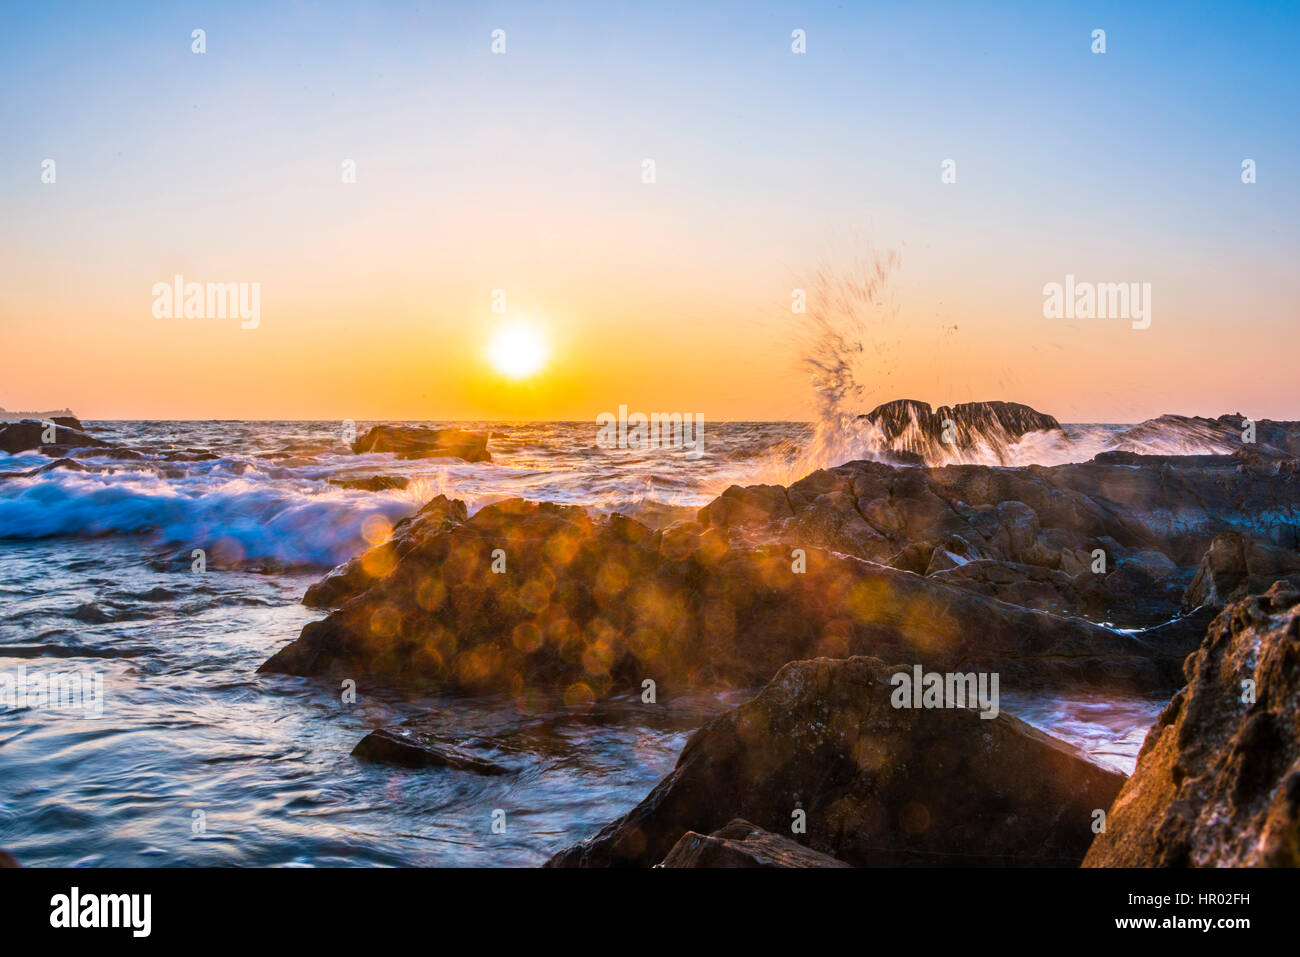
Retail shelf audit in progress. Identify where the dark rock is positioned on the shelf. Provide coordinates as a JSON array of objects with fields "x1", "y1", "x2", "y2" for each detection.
[
  {"x1": 268, "y1": 497, "x2": 1193, "y2": 694},
  {"x1": 0, "y1": 420, "x2": 107, "y2": 455},
  {"x1": 0, "y1": 849, "x2": 19, "y2": 868},
  {"x1": 1084, "y1": 582, "x2": 1300, "y2": 867},
  {"x1": 1115, "y1": 413, "x2": 1300, "y2": 461},
  {"x1": 1183, "y1": 531, "x2": 1300, "y2": 611},
  {"x1": 548, "y1": 656, "x2": 1124, "y2": 867},
  {"x1": 161, "y1": 448, "x2": 218, "y2": 462},
  {"x1": 659, "y1": 819, "x2": 851, "y2": 868},
  {"x1": 351, "y1": 727, "x2": 512, "y2": 775},
  {"x1": 351, "y1": 425, "x2": 491, "y2": 462},
  {"x1": 0, "y1": 457, "x2": 90, "y2": 480},
  {"x1": 96, "y1": 448, "x2": 148, "y2": 461},
  {"x1": 859, "y1": 399, "x2": 1062, "y2": 462},
  {"x1": 328, "y1": 475, "x2": 412, "y2": 492},
  {"x1": 699, "y1": 454, "x2": 1299, "y2": 627}
]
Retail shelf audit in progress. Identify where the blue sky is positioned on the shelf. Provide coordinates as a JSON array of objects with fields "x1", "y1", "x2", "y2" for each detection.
[{"x1": 1, "y1": 1, "x2": 1297, "y2": 420}]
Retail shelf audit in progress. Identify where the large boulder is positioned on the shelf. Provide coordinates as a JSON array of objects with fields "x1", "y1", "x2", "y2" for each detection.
[
  {"x1": 1083, "y1": 582, "x2": 1300, "y2": 867},
  {"x1": 351, "y1": 425, "x2": 491, "y2": 462},
  {"x1": 266, "y1": 497, "x2": 1196, "y2": 696},
  {"x1": 548, "y1": 656, "x2": 1125, "y2": 867}
]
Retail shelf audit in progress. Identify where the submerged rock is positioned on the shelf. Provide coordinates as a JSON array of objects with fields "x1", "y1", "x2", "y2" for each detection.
[
  {"x1": 351, "y1": 425, "x2": 491, "y2": 462},
  {"x1": 659, "y1": 819, "x2": 851, "y2": 868},
  {"x1": 351, "y1": 726, "x2": 513, "y2": 776},
  {"x1": 328, "y1": 475, "x2": 412, "y2": 492},
  {"x1": 548, "y1": 656, "x2": 1124, "y2": 867},
  {"x1": 1083, "y1": 582, "x2": 1300, "y2": 867},
  {"x1": 268, "y1": 497, "x2": 1193, "y2": 695}
]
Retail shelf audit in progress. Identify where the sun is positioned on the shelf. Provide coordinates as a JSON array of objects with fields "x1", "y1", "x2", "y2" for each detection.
[{"x1": 487, "y1": 323, "x2": 548, "y2": 380}]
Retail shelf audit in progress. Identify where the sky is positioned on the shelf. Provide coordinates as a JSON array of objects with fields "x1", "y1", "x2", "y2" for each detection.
[{"x1": 1, "y1": 0, "x2": 1297, "y2": 422}]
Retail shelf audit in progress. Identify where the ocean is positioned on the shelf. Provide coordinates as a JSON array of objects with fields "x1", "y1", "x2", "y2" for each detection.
[{"x1": 0, "y1": 419, "x2": 1197, "y2": 866}]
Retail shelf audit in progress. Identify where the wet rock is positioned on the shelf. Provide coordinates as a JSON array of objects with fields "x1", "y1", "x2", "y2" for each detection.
[
  {"x1": 548, "y1": 656, "x2": 1124, "y2": 867},
  {"x1": 659, "y1": 819, "x2": 851, "y2": 868},
  {"x1": 1115, "y1": 413, "x2": 1300, "y2": 461},
  {"x1": 161, "y1": 448, "x2": 218, "y2": 462},
  {"x1": 0, "y1": 457, "x2": 90, "y2": 480},
  {"x1": 1084, "y1": 582, "x2": 1300, "y2": 867},
  {"x1": 700, "y1": 454, "x2": 1299, "y2": 627},
  {"x1": 860, "y1": 399, "x2": 1062, "y2": 462},
  {"x1": 0, "y1": 420, "x2": 107, "y2": 455},
  {"x1": 96, "y1": 448, "x2": 148, "y2": 461},
  {"x1": 328, "y1": 475, "x2": 412, "y2": 492},
  {"x1": 301, "y1": 495, "x2": 466, "y2": 607},
  {"x1": 268, "y1": 497, "x2": 1193, "y2": 695},
  {"x1": 351, "y1": 727, "x2": 512, "y2": 775},
  {"x1": 351, "y1": 425, "x2": 491, "y2": 462}
]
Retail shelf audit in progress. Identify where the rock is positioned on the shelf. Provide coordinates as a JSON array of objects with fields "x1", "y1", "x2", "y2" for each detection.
[
  {"x1": 1115, "y1": 413, "x2": 1300, "y2": 461},
  {"x1": 301, "y1": 495, "x2": 466, "y2": 607},
  {"x1": 328, "y1": 475, "x2": 412, "y2": 492},
  {"x1": 859, "y1": 399, "x2": 1062, "y2": 462},
  {"x1": 161, "y1": 448, "x2": 218, "y2": 462},
  {"x1": 0, "y1": 420, "x2": 107, "y2": 455},
  {"x1": 0, "y1": 457, "x2": 90, "y2": 480},
  {"x1": 0, "y1": 849, "x2": 18, "y2": 867},
  {"x1": 1084, "y1": 583, "x2": 1300, "y2": 867},
  {"x1": 548, "y1": 656, "x2": 1124, "y2": 867},
  {"x1": 1183, "y1": 531, "x2": 1300, "y2": 611},
  {"x1": 351, "y1": 727, "x2": 512, "y2": 775},
  {"x1": 699, "y1": 453, "x2": 1299, "y2": 627},
  {"x1": 351, "y1": 425, "x2": 491, "y2": 462},
  {"x1": 658, "y1": 819, "x2": 851, "y2": 868},
  {"x1": 268, "y1": 496, "x2": 1194, "y2": 695}
]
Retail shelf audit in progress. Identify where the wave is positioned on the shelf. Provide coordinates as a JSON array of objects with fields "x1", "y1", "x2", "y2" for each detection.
[{"x1": 0, "y1": 469, "x2": 422, "y2": 567}]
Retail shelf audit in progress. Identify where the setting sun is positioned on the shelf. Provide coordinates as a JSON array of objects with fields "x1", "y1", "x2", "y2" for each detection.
[{"x1": 487, "y1": 323, "x2": 549, "y2": 380}]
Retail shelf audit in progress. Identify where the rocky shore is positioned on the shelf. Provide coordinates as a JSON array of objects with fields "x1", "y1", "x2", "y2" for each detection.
[{"x1": 251, "y1": 404, "x2": 1300, "y2": 866}]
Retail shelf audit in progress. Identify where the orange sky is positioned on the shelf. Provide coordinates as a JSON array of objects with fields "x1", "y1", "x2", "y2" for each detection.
[{"x1": 3, "y1": 3, "x2": 1298, "y2": 423}]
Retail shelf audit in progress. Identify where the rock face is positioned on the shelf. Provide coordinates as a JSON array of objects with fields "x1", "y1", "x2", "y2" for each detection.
[
  {"x1": 548, "y1": 656, "x2": 1124, "y2": 867},
  {"x1": 859, "y1": 399, "x2": 1062, "y2": 462},
  {"x1": 1083, "y1": 583, "x2": 1300, "y2": 867},
  {"x1": 659, "y1": 819, "x2": 851, "y2": 868},
  {"x1": 699, "y1": 453, "x2": 1299, "y2": 627},
  {"x1": 0, "y1": 419, "x2": 107, "y2": 455},
  {"x1": 1182, "y1": 532, "x2": 1300, "y2": 611},
  {"x1": 351, "y1": 425, "x2": 491, "y2": 462},
  {"x1": 268, "y1": 496, "x2": 1194, "y2": 695}
]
